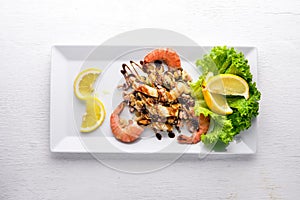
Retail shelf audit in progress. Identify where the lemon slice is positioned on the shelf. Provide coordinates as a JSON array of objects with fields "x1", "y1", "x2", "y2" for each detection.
[
  {"x1": 206, "y1": 74, "x2": 249, "y2": 99},
  {"x1": 202, "y1": 89, "x2": 233, "y2": 115},
  {"x1": 74, "y1": 68, "x2": 102, "y2": 100},
  {"x1": 80, "y1": 96, "x2": 106, "y2": 133}
]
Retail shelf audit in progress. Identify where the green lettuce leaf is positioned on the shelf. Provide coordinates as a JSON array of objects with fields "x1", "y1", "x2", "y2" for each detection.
[
  {"x1": 194, "y1": 106, "x2": 233, "y2": 145},
  {"x1": 190, "y1": 76, "x2": 205, "y2": 100},
  {"x1": 192, "y1": 46, "x2": 261, "y2": 145},
  {"x1": 226, "y1": 83, "x2": 261, "y2": 136}
]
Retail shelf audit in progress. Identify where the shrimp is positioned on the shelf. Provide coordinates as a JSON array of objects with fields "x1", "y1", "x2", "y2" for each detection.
[
  {"x1": 147, "y1": 104, "x2": 180, "y2": 118},
  {"x1": 110, "y1": 102, "x2": 144, "y2": 143},
  {"x1": 177, "y1": 114, "x2": 210, "y2": 144},
  {"x1": 144, "y1": 48, "x2": 182, "y2": 69},
  {"x1": 169, "y1": 81, "x2": 191, "y2": 101},
  {"x1": 132, "y1": 81, "x2": 159, "y2": 98}
]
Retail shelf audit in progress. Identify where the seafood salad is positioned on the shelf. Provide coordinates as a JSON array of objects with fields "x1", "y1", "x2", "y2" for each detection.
[{"x1": 110, "y1": 48, "x2": 210, "y2": 144}]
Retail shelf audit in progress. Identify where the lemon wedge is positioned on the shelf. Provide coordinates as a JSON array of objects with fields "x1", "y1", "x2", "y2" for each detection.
[
  {"x1": 206, "y1": 74, "x2": 249, "y2": 99},
  {"x1": 80, "y1": 96, "x2": 106, "y2": 133},
  {"x1": 202, "y1": 88, "x2": 233, "y2": 115},
  {"x1": 74, "y1": 68, "x2": 102, "y2": 100}
]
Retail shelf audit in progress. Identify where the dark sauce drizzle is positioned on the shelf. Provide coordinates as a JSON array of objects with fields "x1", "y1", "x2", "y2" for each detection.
[{"x1": 120, "y1": 59, "x2": 183, "y2": 140}]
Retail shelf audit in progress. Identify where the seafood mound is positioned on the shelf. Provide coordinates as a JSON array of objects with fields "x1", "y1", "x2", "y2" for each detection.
[{"x1": 110, "y1": 48, "x2": 210, "y2": 144}]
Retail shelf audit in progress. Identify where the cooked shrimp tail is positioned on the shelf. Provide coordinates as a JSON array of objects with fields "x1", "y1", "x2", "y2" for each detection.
[
  {"x1": 144, "y1": 48, "x2": 182, "y2": 69},
  {"x1": 177, "y1": 114, "x2": 210, "y2": 144},
  {"x1": 110, "y1": 102, "x2": 144, "y2": 143}
]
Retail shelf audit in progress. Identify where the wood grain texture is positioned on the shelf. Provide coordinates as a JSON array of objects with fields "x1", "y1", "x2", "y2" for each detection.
[{"x1": 1, "y1": 0, "x2": 300, "y2": 199}]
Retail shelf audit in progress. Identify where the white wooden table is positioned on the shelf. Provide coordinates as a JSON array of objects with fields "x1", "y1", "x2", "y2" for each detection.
[{"x1": 1, "y1": 0, "x2": 299, "y2": 199}]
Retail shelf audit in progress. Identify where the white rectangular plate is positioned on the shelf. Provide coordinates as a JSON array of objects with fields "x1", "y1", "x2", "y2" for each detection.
[{"x1": 50, "y1": 45, "x2": 258, "y2": 154}]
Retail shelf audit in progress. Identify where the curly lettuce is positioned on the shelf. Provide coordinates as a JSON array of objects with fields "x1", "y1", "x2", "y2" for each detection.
[{"x1": 191, "y1": 46, "x2": 261, "y2": 145}]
